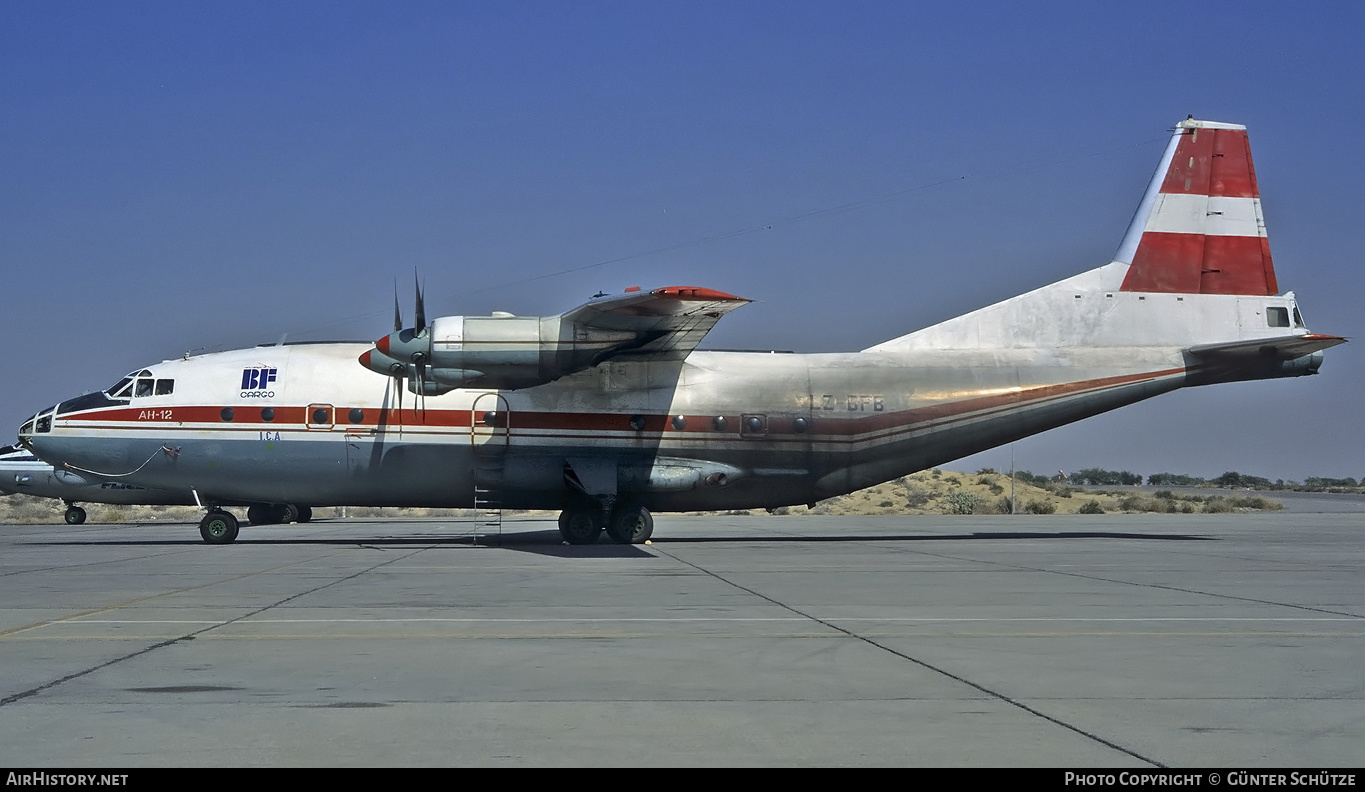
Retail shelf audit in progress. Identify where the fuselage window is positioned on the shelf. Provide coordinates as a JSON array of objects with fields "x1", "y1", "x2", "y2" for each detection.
[
  {"x1": 1266, "y1": 307, "x2": 1290, "y2": 328},
  {"x1": 348, "y1": 408, "x2": 364, "y2": 424},
  {"x1": 155, "y1": 379, "x2": 174, "y2": 395},
  {"x1": 135, "y1": 379, "x2": 154, "y2": 397}
]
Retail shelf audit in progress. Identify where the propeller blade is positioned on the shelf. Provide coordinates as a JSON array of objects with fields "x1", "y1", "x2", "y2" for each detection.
[
  {"x1": 393, "y1": 280, "x2": 403, "y2": 332},
  {"x1": 416, "y1": 363, "x2": 427, "y2": 421},
  {"x1": 414, "y1": 270, "x2": 426, "y2": 331}
]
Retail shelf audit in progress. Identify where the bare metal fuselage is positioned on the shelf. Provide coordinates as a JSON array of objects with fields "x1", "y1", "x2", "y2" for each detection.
[{"x1": 19, "y1": 335, "x2": 1298, "y2": 513}]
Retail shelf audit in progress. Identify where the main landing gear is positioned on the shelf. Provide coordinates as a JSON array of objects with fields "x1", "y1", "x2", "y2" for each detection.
[
  {"x1": 558, "y1": 500, "x2": 654, "y2": 545},
  {"x1": 245, "y1": 503, "x2": 312, "y2": 525},
  {"x1": 61, "y1": 501, "x2": 87, "y2": 525}
]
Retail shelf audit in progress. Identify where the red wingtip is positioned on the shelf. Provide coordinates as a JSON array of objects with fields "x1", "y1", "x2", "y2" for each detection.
[{"x1": 652, "y1": 286, "x2": 745, "y2": 300}]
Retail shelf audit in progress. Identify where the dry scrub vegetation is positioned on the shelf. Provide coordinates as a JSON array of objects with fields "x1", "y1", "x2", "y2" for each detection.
[{"x1": 0, "y1": 469, "x2": 1282, "y2": 525}]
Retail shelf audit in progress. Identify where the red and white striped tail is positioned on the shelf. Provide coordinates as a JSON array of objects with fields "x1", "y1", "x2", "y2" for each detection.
[{"x1": 1117, "y1": 118, "x2": 1279, "y2": 296}]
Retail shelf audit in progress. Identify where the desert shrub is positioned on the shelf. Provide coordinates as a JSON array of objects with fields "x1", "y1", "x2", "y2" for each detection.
[
  {"x1": 1227, "y1": 496, "x2": 1284, "y2": 511},
  {"x1": 905, "y1": 486, "x2": 931, "y2": 508},
  {"x1": 977, "y1": 468, "x2": 997, "y2": 475},
  {"x1": 1024, "y1": 499, "x2": 1056, "y2": 514},
  {"x1": 1201, "y1": 497, "x2": 1233, "y2": 513},
  {"x1": 996, "y1": 496, "x2": 1014, "y2": 514},
  {"x1": 945, "y1": 491, "x2": 979, "y2": 514},
  {"x1": 93, "y1": 506, "x2": 129, "y2": 523},
  {"x1": 1078, "y1": 500, "x2": 1105, "y2": 514},
  {"x1": 1, "y1": 495, "x2": 60, "y2": 523}
]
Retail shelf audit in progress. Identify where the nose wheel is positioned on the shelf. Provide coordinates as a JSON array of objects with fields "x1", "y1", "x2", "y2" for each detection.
[
  {"x1": 63, "y1": 505, "x2": 86, "y2": 525},
  {"x1": 199, "y1": 509, "x2": 239, "y2": 544}
]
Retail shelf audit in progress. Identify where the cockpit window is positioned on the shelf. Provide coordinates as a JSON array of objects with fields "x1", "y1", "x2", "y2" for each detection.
[
  {"x1": 155, "y1": 379, "x2": 174, "y2": 395},
  {"x1": 1293, "y1": 306, "x2": 1305, "y2": 327},
  {"x1": 1267, "y1": 307, "x2": 1290, "y2": 328},
  {"x1": 135, "y1": 379, "x2": 154, "y2": 398},
  {"x1": 107, "y1": 378, "x2": 133, "y2": 399}
]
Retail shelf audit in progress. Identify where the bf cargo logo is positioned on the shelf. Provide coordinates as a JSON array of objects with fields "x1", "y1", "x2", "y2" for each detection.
[{"x1": 240, "y1": 367, "x2": 278, "y2": 398}]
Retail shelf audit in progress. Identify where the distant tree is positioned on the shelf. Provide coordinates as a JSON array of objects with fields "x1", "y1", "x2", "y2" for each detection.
[
  {"x1": 1014, "y1": 470, "x2": 1052, "y2": 486},
  {"x1": 1214, "y1": 471, "x2": 1274, "y2": 489},
  {"x1": 1071, "y1": 468, "x2": 1143, "y2": 486},
  {"x1": 1303, "y1": 476, "x2": 1358, "y2": 489},
  {"x1": 1147, "y1": 472, "x2": 1207, "y2": 486}
]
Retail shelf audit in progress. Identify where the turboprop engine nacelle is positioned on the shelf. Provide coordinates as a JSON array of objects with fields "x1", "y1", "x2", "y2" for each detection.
[{"x1": 361, "y1": 313, "x2": 639, "y2": 390}]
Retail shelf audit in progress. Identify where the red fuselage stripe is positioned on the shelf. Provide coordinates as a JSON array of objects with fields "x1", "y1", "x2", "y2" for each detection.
[{"x1": 56, "y1": 368, "x2": 1185, "y2": 441}]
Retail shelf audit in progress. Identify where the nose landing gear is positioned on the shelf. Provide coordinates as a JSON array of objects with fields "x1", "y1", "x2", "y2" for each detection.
[{"x1": 198, "y1": 509, "x2": 239, "y2": 544}]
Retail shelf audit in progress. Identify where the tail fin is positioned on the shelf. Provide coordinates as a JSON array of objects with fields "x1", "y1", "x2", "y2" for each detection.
[
  {"x1": 1116, "y1": 118, "x2": 1278, "y2": 295},
  {"x1": 863, "y1": 117, "x2": 1341, "y2": 356}
]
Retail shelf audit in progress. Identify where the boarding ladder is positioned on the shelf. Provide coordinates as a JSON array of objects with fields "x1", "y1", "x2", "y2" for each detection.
[{"x1": 470, "y1": 394, "x2": 509, "y2": 540}]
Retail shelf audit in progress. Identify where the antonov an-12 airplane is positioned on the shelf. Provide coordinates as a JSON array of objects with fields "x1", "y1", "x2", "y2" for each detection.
[{"x1": 18, "y1": 118, "x2": 1344, "y2": 545}]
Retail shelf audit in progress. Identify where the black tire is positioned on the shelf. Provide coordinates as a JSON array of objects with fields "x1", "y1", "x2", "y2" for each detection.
[
  {"x1": 246, "y1": 505, "x2": 267, "y2": 525},
  {"x1": 295, "y1": 505, "x2": 312, "y2": 523},
  {"x1": 558, "y1": 505, "x2": 603, "y2": 545},
  {"x1": 199, "y1": 511, "x2": 239, "y2": 544},
  {"x1": 607, "y1": 503, "x2": 654, "y2": 544},
  {"x1": 64, "y1": 506, "x2": 87, "y2": 525},
  {"x1": 280, "y1": 503, "x2": 300, "y2": 523}
]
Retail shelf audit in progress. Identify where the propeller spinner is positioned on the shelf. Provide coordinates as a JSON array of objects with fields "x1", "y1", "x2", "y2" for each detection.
[{"x1": 359, "y1": 275, "x2": 433, "y2": 419}]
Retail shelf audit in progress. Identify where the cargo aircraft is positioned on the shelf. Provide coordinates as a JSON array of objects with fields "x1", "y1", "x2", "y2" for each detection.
[{"x1": 17, "y1": 118, "x2": 1344, "y2": 545}]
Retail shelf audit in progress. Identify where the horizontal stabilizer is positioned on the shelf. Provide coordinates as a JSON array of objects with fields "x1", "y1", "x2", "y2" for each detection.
[{"x1": 1187, "y1": 333, "x2": 1346, "y2": 361}]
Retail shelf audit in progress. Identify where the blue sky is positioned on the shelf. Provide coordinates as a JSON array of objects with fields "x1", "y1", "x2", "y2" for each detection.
[{"x1": 3, "y1": 1, "x2": 1361, "y2": 480}]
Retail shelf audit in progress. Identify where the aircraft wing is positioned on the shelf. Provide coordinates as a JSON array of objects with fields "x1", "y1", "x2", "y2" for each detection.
[
  {"x1": 1187, "y1": 333, "x2": 1346, "y2": 361},
  {"x1": 562, "y1": 286, "x2": 751, "y2": 360}
]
